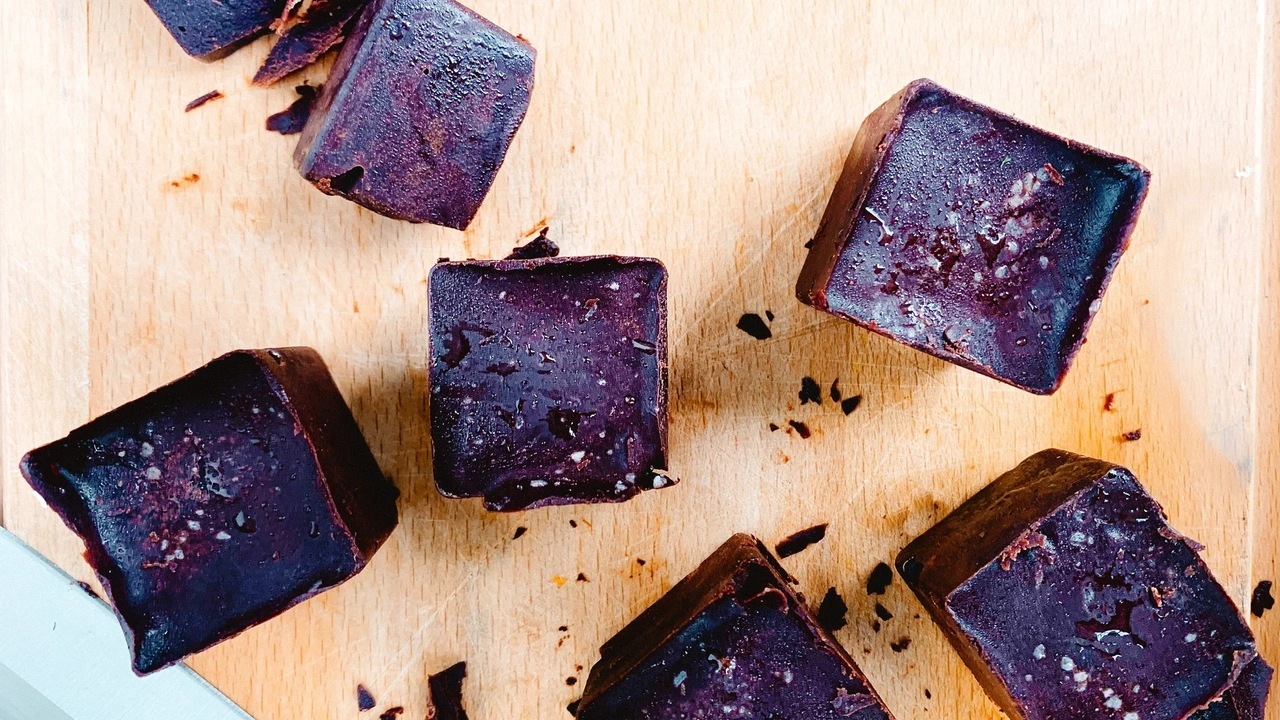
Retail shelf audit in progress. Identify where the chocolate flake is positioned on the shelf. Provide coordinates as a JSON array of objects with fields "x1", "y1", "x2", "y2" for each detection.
[
  {"x1": 428, "y1": 662, "x2": 469, "y2": 720},
  {"x1": 266, "y1": 84, "x2": 320, "y2": 135},
  {"x1": 566, "y1": 676, "x2": 578, "y2": 686},
  {"x1": 1252, "y1": 581, "x2": 1274, "y2": 617},
  {"x1": 1104, "y1": 392, "x2": 1117, "y2": 412},
  {"x1": 775, "y1": 523, "x2": 829, "y2": 558},
  {"x1": 874, "y1": 603, "x2": 892, "y2": 621},
  {"x1": 799, "y1": 377, "x2": 822, "y2": 405},
  {"x1": 1122, "y1": 429, "x2": 1142, "y2": 442},
  {"x1": 357, "y1": 684, "x2": 376, "y2": 711},
  {"x1": 788, "y1": 420, "x2": 811, "y2": 439},
  {"x1": 507, "y1": 228, "x2": 561, "y2": 260},
  {"x1": 890, "y1": 637, "x2": 912, "y2": 652},
  {"x1": 513, "y1": 526, "x2": 527, "y2": 540},
  {"x1": 736, "y1": 313, "x2": 772, "y2": 340},
  {"x1": 765, "y1": 310, "x2": 775, "y2": 321},
  {"x1": 576, "y1": 573, "x2": 589, "y2": 582},
  {"x1": 816, "y1": 587, "x2": 849, "y2": 632},
  {"x1": 866, "y1": 563, "x2": 893, "y2": 595},
  {"x1": 830, "y1": 379, "x2": 842, "y2": 402},
  {"x1": 184, "y1": 90, "x2": 224, "y2": 112},
  {"x1": 841, "y1": 395, "x2": 862, "y2": 415}
]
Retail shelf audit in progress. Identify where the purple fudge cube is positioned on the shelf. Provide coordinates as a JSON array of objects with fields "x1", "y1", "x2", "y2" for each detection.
[
  {"x1": 294, "y1": 0, "x2": 535, "y2": 228},
  {"x1": 577, "y1": 534, "x2": 895, "y2": 720},
  {"x1": 428, "y1": 253, "x2": 669, "y2": 511},
  {"x1": 797, "y1": 79, "x2": 1150, "y2": 394},
  {"x1": 896, "y1": 449, "x2": 1268, "y2": 720},
  {"x1": 142, "y1": 0, "x2": 281, "y2": 60},
  {"x1": 19, "y1": 348, "x2": 399, "y2": 674}
]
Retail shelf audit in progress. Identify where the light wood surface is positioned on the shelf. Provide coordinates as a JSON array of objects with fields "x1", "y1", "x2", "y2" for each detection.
[{"x1": 2, "y1": 2, "x2": 1278, "y2": 718}]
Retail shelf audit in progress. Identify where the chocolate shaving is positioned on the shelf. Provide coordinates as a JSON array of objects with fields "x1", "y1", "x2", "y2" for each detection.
[
  {"x1": 787, "y1": 420, "x2": 811, "y2": 439},
  {"x1": 775, "y1": 524, "x2": 828, "y2": 558},
  {"x1": 184, "y1": 90, "x2": 224, "y2": 112}
]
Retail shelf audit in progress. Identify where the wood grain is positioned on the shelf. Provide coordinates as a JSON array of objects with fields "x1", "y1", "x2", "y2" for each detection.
[{"x1": 1, "y1": 2, "x2": 1277, "y2": 719}]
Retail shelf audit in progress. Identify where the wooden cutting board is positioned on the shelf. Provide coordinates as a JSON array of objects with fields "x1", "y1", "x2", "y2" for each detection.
[{"x1": 3, "y1": 2, "x2": 1278, "y2": 718}]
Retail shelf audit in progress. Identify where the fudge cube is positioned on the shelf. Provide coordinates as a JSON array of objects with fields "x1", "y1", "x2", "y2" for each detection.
[
  {"x1": 896, "y1": 449, "x2": 1268, "y2": 720},
  {"x1": 143, "y1": 0, "x2": 281, "y2": 60},
  {"x1": 294, "y1": 0, "x2": 535, "y2": 228},
  {"x1": 428, "y1": 254, "x2": 669, "y2": 511},
  {"x1": 19, "y1": 348, "x2": 399, "y2": 674},
  {"x1": 577, "y1": 534, "x2": 894, "y2": 720},
  {"x1": 797, "y1": 79, "x2": 1150, "y2": 394}
]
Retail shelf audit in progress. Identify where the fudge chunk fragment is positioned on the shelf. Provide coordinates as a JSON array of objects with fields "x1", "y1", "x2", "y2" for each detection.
[
  {"x1": 896, "y1": 449, "x2": 1267, "y2": 720},
  {"x1": 428, "y1": 255, "x2": 669, "y2": 511},
  {"x1": 294, "y1": 0, "x2": 535, "y2": 228},
  {"x1": 254, "y1": 0, "x2": 368, "y2": 86},
  {"x1": 20, "y1": 347, "x2": 399, "y2": 674},
  {"x1": 143, "y1": 0, "x2": 281, "y2": 60},
  {"x1": 577, "y1": 534, "x2": 894, "y2": 720},
  {"x1": 797, "y1": 79, "x2": 1150, "y2": 394}
]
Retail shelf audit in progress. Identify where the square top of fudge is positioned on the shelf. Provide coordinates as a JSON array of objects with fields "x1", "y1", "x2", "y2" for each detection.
[
  {"x1": 896, "y1": 449, "x2": 1264, "y2": 720},
  {"x1": 797, "y1": 79, "x2": 1150, "y2": 394},
  {"x1": 428, "y1": 254, "x2": 670, "y2": 512},
  {"x1": 20, "y1": 348, "x2": 399, "y2": 674},
  {"x1": 143, "y1": 0, "x2": 280, "y2": 60},
  {"x1": 577, "y1": 534, "x2": 894, "y2": 720},
  {"x1": 294, "y1": 0, "x2": 535, "y2": 228}
]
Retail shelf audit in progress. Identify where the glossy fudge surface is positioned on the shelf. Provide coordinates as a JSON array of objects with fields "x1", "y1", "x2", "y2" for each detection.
[
  {"x1": 428, "y1": 255, "x2": 669, "y2": 511},
  {"x1": 896, "y1": 450, "x2": 1264, "y2": 720},
  {"x1": 20, "y1": 348, "x2": 399, "y2": 674},
  {"x1": 295, "y1": 0, "x2": 535, "y2": 228},
  {"x1": 143, "y1": 0, "x2": 281, "y2": 60},
  {"x1": 797, "y1": 79, "x2": 1150, "y2": 394},
  {"x1": 577, "y1": 534, "x2": 893, "y2": 720}
]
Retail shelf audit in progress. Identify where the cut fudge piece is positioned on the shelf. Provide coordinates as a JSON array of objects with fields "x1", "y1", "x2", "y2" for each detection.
[
  {"x1": 797, "y1": 79, "x2": 1150, "y2": 394},
  {"x1": 294, "y1": 0, "x2": 536, "y2": 228},
  {"x1": 253, "y1": 0, "x2": 367, "y2": 86},
  {"x1": 19, "y1": 348, "x2": 399, "y2": 674},
  {"x1": 143, "y1": 0, "x2": 281, "y2": 60},
  {"x1": 896, "y1": 449, "x2": 1267, "y2": 720},
  {"x1": 577, "y1": 534, "x2": 894, "y2": 720},
  {"x1": 428, "y1": 254, "x2": 669, "y2": 511}
]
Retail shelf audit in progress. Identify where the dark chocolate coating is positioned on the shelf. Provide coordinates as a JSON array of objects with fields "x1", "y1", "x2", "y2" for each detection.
[
  {"x1": 142, "y1": 0, "x2": 281, "y2": 61},
  {"x1": 896, "y1": 449, "x2": 1267, "y2": 720},
  {"x1": 253, "y1": 0, "x2": 366, "y2": 86},
  {"x1": 577, "y1": 534, "x2": 893, "y2": 720},
  {"x1": 20, "y1": 348, "x2": 399, "y2": 674},
  {"x1": 294, "y1": 0, "x2": 535, "y2": 228},
  {"x1": 428, "y1": 256, "x2": 670, "y2": 511},
  {"x1": 797, "y1": 80, "x2": 1150, "y2": 394}
]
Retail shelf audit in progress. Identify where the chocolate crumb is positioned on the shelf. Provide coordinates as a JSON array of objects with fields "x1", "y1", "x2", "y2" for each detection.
[
  {"x1": 866, "y1": 563, "x2": 893, "y2": 595},
  {"x1": 788, "y1": 420, "x2": 811, "y2": 439},
  {"x1": 184, "y1": 90, "x2": 223, "y2": 112},
  {"x1": 566, "y1": 677, "x2": 578, "y2": 686},
  {"x1": 428, "y1": 662, "x2": 469, "y2": 720},
  {"x1": 890, "y1": 637, "x2": 912, "y2": 652},
  {"x1": 1252, "y1": 581, "x2": 1274, "y2": 617},
  {"x1": 76, "y1": 581, "x2": 101, "y2": 600},
  {"x1": 765, "y1": 310, "x2": 775, "y2": 321},
  {"x1": 775, "y1": 524, "x2": 829, "y2": 558},
  {"x1": 804, "y1": 238, "x2": 815, "y2": 249},
  {"x1": 925, "y1": 689, "x2": 932, "y2": 699},
  {"x1": 569, "y1": 519, "x2": 577, "y2": 528},
  {"x1": 636, "y1": 558, "x2": 646, "y2": 566},
  {"x1": 841, "y1": 395, "x2": 862, "y2": 415},
  {"x1": 736, "y1": 313, "x2": 772, "y2": 340},
  {"x1": 558, "y1": 625, "x2": 569, "y2": 632},
  {"x1": 266, "y1": 84, "x2": 320, "y2": 135},
  {"x1": 576, "y1": 573, "x2": 589, "y2": 582},
  {"x1": 1122, "y1": 429, "x2": 1142, "y2": 442},
  {"x1": 379, "y1": 708, "x2": 404, "y2": 720},
  {"x1": 768, "y1": 423, "x2": 779, "y2": 432},
  {"x1": 874, "y1": 603, "x2": 893, "y2": 621},
  {"x1": 872, "y1": 620, "x2": 881, "y2": 633},
  {"x1": 815, "y1": 588, "x2": 848, "y2": 632},
  {"x1": 830, "y1": 379, "x2": 842, "y2": 402},
  {"x1": 357, "y1": 684, "x2": 376, "y2": 711},
  {"x1": 799, "y1": 377, "x2": 822, "y2": 405},
  {"x1": 507, "y1": 228, "x2": 560, "y2": 260},
  {"x1": 513, "y1": 527, "x2": 527, "y2": 540},
  {"x1": 1104, "y1": 392, "x2": 1117, "y2": 412},
  {"x1": 567, "y1": 699, "x2": 581, "y2": 716}
]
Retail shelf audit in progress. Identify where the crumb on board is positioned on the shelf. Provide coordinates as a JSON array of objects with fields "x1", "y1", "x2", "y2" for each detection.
[
  {"x1": 799, "y1": 377, "x2": 822, "y2": 405},
  {"x1": 816, "y1": 587, "x2": 848, "y2": 632},
  {"x1": 890, "y1": 637, "x2": 912, "y2": 652},
  {"x1": 775, "y1": 523, "x2": 829, "y2": 559},
  {"x1": 357, "y1": 684, "x2": 376, "y2": 712},
  {"x1": 1252, "y1": 581, "x2": 1275, "y2": 617},
  {"x1": 184, "y1": 90, "x2": 223, "y2": 112},
  {"x1": 1122, "y1": 429, "x2": 1142, "y2": 442},
  {"x1": 841, "y1": 395, "x2": 862, "y2": 415},
  {"x1": 866, "y1": 563, "x2": 893, "y2": 595},
  {"x1": 513, "y1": 527, "x2": 527, "y2": 540},
  {"x1": 736, "y1": 313, "x2": 772, "y2": 340},
  {"x1": 787, "y1": 420, "x2": 811, "y2": 439}
]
